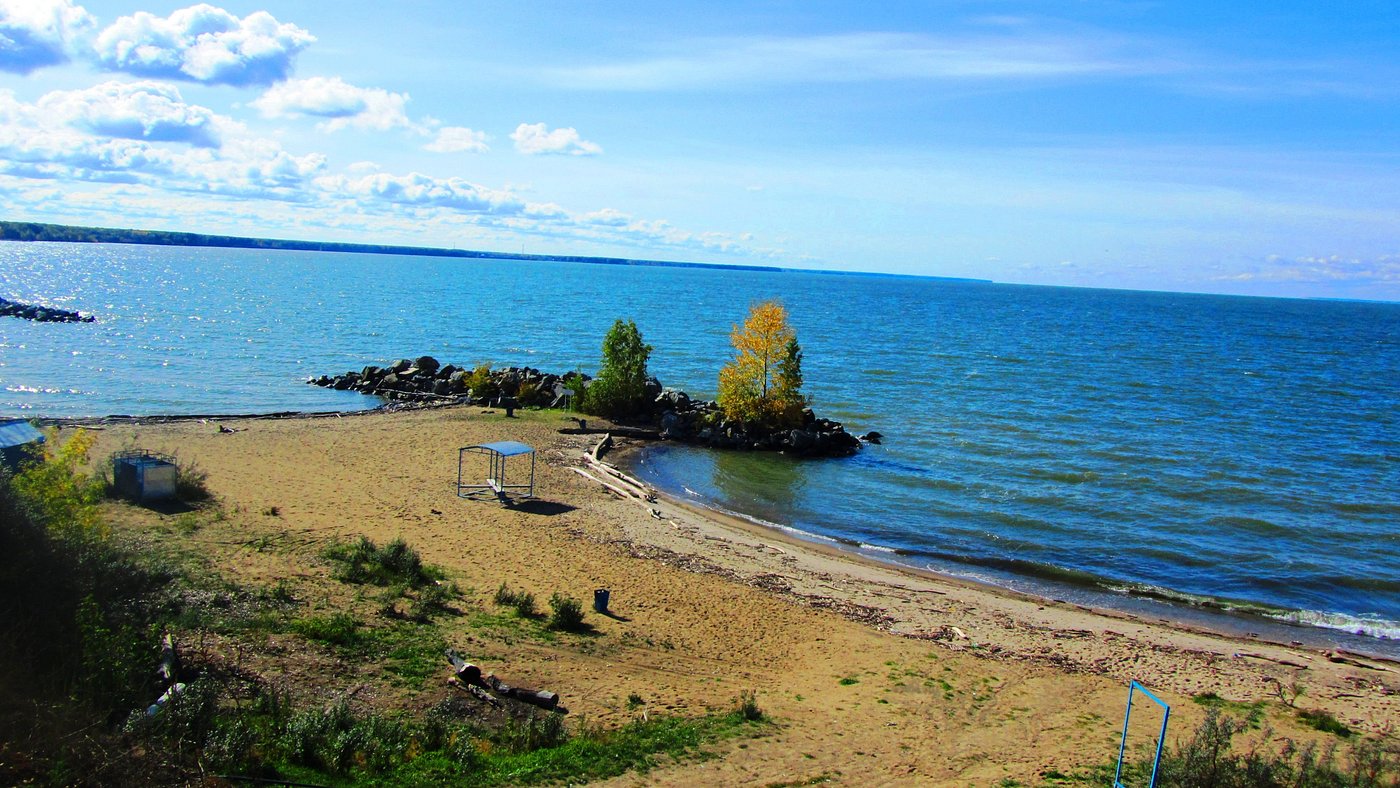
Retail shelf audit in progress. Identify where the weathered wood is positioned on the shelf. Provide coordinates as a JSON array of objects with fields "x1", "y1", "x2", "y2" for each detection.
[
  {"x1": 157, "y1": 631, "x2": 180, "y2": 683},
  {"x1": 485, "y1": 675, "x2": 559, "y2": 710},
  {"x1": 591, "y1": 433, "x2": 613, "y2": 461},
  {"x1": 448, "y1": 676, "x2": 502, "y2": 708}
]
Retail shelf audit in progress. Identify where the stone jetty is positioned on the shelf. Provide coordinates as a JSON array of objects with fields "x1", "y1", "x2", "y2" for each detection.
[
  {"x1": 0, "y1": 297, "x2": 95, "y2": 323},
  {"x1": 311, "y1": 356, "x2": 865, "y2": 458}
]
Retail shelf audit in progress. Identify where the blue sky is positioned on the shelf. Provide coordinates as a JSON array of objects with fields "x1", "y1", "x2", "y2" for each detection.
[{"x1": 2, "y1": 1, "x2": 1398, "y2": 300}]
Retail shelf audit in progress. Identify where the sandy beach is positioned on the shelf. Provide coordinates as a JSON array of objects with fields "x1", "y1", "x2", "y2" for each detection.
[{"x1": 69, "y1": 405, "x2": 1399, "y2": 786}]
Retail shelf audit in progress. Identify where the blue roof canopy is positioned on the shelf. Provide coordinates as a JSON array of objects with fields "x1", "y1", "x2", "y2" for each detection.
[
  {"x1": 474, "y1": 441, "x2": 534, "y2": 457},
  {"x1": 0, "y1": 419, "x2": 44, "y2": 449}
]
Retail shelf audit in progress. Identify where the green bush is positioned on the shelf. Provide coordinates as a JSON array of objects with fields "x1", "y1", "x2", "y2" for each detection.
[
  {"x1": 464, "y1": 363, "x2": 499, "y2": 400},
  {"x1": 324, "y1": 536, "x2": 438, "y2": 588},
  {"x1": 1145, "y1": 708, "x2": 1399, "y2": 787},
  {"x1": 494, "y1": 582, "x2": 538, "y2": 618},
  {"x1": 547, "y1": 593, "x2": 586, "y2": 632}
]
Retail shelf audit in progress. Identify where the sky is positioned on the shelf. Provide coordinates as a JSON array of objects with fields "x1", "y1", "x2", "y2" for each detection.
[{"x1": 1, "y1": 1, "x2": 1398, "y2": 301}]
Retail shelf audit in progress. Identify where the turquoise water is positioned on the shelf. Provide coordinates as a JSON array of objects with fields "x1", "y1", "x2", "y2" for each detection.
[{"x1": 4, "y1": 241, "x2": 1398, "y2": 651}]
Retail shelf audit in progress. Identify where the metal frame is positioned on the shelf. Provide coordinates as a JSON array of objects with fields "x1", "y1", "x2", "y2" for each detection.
[
  {"x1": 457, "y1": 441, "x2": 536, "y2": 503},
  {"x1": 1115, "y1": 680, "x2": 1171, "y2": 788}
]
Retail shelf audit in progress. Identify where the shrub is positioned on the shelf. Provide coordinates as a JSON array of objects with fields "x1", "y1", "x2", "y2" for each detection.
[
  {"x1": 735, "y1": 690, "x2": 764, "y2": 722},
  {"x1": 494, "y1": 582, "x2": 538, "y2": 618},
  {"x1": 324, "y1": 536, "x2": 436, "y2": 588},
  {"x1": 464, "y1": 363, "x2": 498, "y2": 400},
  {"x1": 173, "y1": 457, "x2": 212, "y2": 502},
  {"x1": 1146, "y1": 708, "x2": 1399, "y2": 787},
  {"x1": 547, "y1": 593, "x2": 586, "y2": 632}
]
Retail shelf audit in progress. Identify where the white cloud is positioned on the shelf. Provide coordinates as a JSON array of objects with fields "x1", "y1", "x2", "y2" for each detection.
[
  {"x1": 0, "y1": 85, "x2": 324, "y2": 199},
  {"x1": 1219, "y1": 254, "x2": 1400, "y2": 286},
  {"x1": 252, "y1": 76, "x2": 411, "y2": 132},
  {"x1": 316, "y1": 171, "x2": 526, "y2": 215},
  {"x1": 0, "y1": 0, "x2": 95, "y2": 73},
  {"x1": 511, "y1": 122, "x2": 602, "y2": 156},
  {"x1": 92, "y1": 4, "x2": 314, "y2": 86},
  {"x1": 425, "y1": 126, "x2": 489, "y2": 153},
  {"x1": 36, "y1": 80, "x2": 224, "y2": 147}
]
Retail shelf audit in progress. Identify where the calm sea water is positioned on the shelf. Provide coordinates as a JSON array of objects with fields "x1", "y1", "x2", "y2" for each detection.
[{"x1": 4, "y1": 241, "x2": 1398, "y2": 652}]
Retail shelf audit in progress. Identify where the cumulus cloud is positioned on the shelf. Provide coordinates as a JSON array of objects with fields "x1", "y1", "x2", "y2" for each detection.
[
  {"x1": 425, "y1": 126, "x2": 489, "y2": 153},
  {"x1": 0, "y1": 0, "x2": 95, "y2": 73},
  {"x1": 316, "y1": 171, "x2": 526, "y2": 215},
  {"x1": 0, "y1": 85, "x2": 324, "y2": 199},
  {"x1": 92, "y1": 4, "x2": 313, "y2": 86},
  {"x1": 511, "y1": 123, "x2": 601, "y2": 156},
  {"x1": 252, "y1": 76, "x2": 411, "y2": 132},
  {"x1": 37, "y1": 80, "x2": 224, "y2": 147}
]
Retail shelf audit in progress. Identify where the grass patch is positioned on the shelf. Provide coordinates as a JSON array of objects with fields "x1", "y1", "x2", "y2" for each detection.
[
  {"x1": 324, "y1": 535, "x2": 442, "y2": 588},
  {"x1": 291, "y1": 612, "x2": 364, "y2": 649},
  {"x1": 1110, "y1": 708, "x2": 1399, "y2": 787},
  {"x1": 494, "y1": 582, "x2": 538, "y2": 618},
  {"x1": 1296, "y1": 708, "x2": 1352, "y2": 737},
  {"x1": 1192, "y1": 691, "x2": 1266, "y2": 729}
]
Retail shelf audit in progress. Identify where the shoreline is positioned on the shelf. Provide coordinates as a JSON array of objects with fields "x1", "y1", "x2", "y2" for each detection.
[
  {"x1": 40, "y1": 403, "x2": 1399, "y2": 662},
  {"x1": 614, "y1": 442, "x2": 1400, "y2": 662},
  {"x1": 56, "y1": 405, "x2": 1400, "y2": 782}
]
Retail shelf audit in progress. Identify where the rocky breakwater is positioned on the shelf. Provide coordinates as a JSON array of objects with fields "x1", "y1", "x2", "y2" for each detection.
[
  {"x1": 311, "y1": 358, "x2": 871, "y2": 458},
  {"x1": 309, "y1": 356, "x2": 574, "y2": 407},
  {"x1": 0, "y1": 296, "x2": 95, "y2": 323},
  {"x1": 652, "y1": 388, "x2": 863, "y2": 458}
]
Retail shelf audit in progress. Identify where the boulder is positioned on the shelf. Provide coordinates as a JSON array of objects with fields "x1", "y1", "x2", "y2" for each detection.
[{"x1": 415, "y1": 355, "x2": 440, "y2": 375}]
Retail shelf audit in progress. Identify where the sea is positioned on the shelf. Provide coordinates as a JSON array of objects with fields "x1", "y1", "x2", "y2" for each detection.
[{"x1": 4, "y1": 240, "x2": 1398, "y2": 656}]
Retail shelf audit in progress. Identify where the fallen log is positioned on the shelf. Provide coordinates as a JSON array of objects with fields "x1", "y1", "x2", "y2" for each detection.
[
  {"x1": 157, "y1": 631, "x2": 180, "y2": 683},
  {"x1": 448, "y1": 676, "x2": 502, "y2": 708},
  {"x1": 485, "y1": 675, "x2": 560, "y2": 710}
]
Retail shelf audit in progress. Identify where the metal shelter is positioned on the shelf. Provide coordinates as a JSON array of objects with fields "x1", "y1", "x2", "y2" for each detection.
[
  {"x1": 0, "y1": 418, "x2": 44, "y2": 471},
  {"x1": 458, "y1": 441, "x2": 536, "y2": 503}
]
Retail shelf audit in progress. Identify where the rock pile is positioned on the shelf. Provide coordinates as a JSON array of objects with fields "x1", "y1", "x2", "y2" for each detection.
[
  {"x1": 309, "y1": 357, "x2": 575, "y2": 407},
  {"x1": 311, "y1": 357, "x2": 867, "y2": 458},
  {"x1": 0, "y1": 297, "x2": 95, "y2": 323}
]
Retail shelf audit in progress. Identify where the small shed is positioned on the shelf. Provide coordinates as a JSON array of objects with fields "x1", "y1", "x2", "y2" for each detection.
[
  {"x1": 112, "y1": 449, "x2": 178, "y2": 503},
  {"x1": 458, "y1": 441, "x2": 536, "y2": 503},
  {"x1": 0, "y1": 418, "x2": 44, "y2": 471}
]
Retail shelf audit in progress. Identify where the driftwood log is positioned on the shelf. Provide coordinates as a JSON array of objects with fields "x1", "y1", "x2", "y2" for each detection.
[{"x1": 444, "y1": 649, "x2": 560, "y2": 710}]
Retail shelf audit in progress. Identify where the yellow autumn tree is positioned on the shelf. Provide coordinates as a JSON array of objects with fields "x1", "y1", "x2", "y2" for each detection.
[{"x1": 717, "y1": 300, "x2": 807, "y2": 428}]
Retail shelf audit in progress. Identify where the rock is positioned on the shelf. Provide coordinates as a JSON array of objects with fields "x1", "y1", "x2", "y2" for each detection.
[
  {"x1": 861, "y1": 431, "x2": 883, "y2": 445},
  {"x1": 415, "y1": 355, "x2": 440, "y2": 375}
]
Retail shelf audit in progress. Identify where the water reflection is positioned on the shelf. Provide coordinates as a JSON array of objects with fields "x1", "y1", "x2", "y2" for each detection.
[{"x1": 707, "y1": 448, "x2": 805, "y2": 516}]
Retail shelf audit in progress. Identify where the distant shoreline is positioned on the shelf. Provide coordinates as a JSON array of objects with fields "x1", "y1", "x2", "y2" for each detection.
[{"x1": 0, "y1": 219, "x2": 991, "y2": 284}]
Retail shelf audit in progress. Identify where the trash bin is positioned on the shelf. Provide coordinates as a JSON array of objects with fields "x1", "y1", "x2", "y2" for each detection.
[{"x1": 593, "y1": 588, "x2": 611, "y2": 613}]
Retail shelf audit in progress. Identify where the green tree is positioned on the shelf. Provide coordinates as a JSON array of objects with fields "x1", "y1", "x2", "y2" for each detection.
[
  {"x1": 583, "y1": 319, "x2": 653, "y2": 418},
  {"x1": 717, "y1": 301, "x2": 807, "y2": 428}
]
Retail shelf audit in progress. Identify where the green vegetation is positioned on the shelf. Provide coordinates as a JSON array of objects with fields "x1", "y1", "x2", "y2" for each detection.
[
  {"x1": 579, "y1": 318, "x2": 653, "y2": 418},
  {"x1": 0, "y1": 429, "x2": 770, "y2": 784},
  {"x1": 495, "y1": 582, "x2": 538, "y2": 618},
  {"x1": 548, "y1": 592, "x2": 588, "y2": 632},
  {"x1": 1071, "y1": 709, "x2": 1400, "y2": 788},
  {"x1": 1296, "y1": 708, "x2": 1352, "y2": 738},
  {"x1": 324, "y1": 535, "x2": 440, "y2": 588},
  {"x1": 717, "y1": 300, "x2": 807, "y2": 429},
  {"x1": 464, "y1": 363, "x2": 500, "y2": 399}
]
